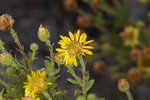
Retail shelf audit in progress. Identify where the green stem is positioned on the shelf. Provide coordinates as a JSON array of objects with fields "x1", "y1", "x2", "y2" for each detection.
[
  {"x1": 79, "y1": 56, "x2": 87, "y2": 100},
  {"x1": 126, "y1": 90, "x2": 133, "y2": 100},
  {"x1": 42, "y1": 91, "x2": 52, "y2": 100},
  {"x1": 0, "y1": 79, "x2": 8, "y2": 89},
  {"x1": 45, "y1": 40, "x2": 54, "y2": 67},
  {"x1": 68, "y1": 67, "x2": 81, "y2": 81}
]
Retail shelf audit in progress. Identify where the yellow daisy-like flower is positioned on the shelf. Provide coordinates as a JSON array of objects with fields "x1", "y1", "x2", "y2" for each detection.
[
  {"x1": 56, "y1": 29, "x2": 94, "y2": 67},
  {"x1": 23, "y1": 70, "x2": 52, "y2": 99},
  {"x1": 120, "y1": 25, "x2": 139, "y2": 47}
]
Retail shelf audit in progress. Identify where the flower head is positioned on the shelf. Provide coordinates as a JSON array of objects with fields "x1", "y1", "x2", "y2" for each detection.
[
  {"x1": 56, "y1": 30, "x2": 94, "y2": 67},
  {"x1": 24, "y1": 70, "x2": 52, "y2": 99},
  {"x1": 120, "y1": 25, "x2": 139, "y2": 47},
  {"x1": 0, "y1": 14, "x2": 14, "y2": 31},
  {"x1": 38, "y1": 24, "x2": 50, "y2": 42}
]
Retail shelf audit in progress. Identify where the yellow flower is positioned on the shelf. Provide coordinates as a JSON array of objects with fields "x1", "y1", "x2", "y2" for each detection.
[
  {"x1": 120, "y1": 25, "x2": 139, "y2": 47},
  {"x1": 56, "y1": 29, "x2": 94, "y2": 67},
  {"x1": 23, "y1": 70, "x2": 52, "y2": 99}
]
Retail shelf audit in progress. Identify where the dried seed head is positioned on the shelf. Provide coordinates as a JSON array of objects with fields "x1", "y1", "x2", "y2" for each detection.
[
  {"x1": 130, "y1": 48, "x2": 141, "y2": 60},
  {"x1": 0, "y1": 14, "x2": 14, "y2": 31},
  {"x1": 127, "y1": 68, "x2": 141, "y2": 87},
  {"x1": 142, "y1": 47, "x2": 150, "y2": 55},
  {"x1": 93, "y1": 61, "x2": 106, "y2": 72},
  {"x1": 118, "y1": 78, "x2": 130, "y2": 92},
  {"x1": 77, "y1": 16, "x2": 91, "y2": 28},
  {"x1": 92, "y1": 0, "x2": 101, "y2": 6},
  {"x1": 64, "y1": 0, "x2": 78, "y2": 12}
]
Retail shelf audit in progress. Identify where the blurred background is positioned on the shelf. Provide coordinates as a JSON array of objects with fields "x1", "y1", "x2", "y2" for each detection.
[{"x1": 0, "y1": 0, "x2": 150, "y2": 100}]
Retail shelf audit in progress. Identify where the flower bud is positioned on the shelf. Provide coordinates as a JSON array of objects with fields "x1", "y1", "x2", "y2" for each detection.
[
  {"x1": 0, "y1": 14, "x2": 14, "y2": 31},
  {"x1": 118, "y1": 78, "x2": 130, "y2": 92},
  {"x1": 38, "y1": 24, "x2": 50, "y2": 42},
  {"x1": 0, "y1": 53, "x2": 13, "y2": 66},
  {"x1": 30, "y1": 43, "x2": 39, "y2": 51},
  {"x1": 77, "y1": 16, "x2": 91, "y2": 28},
  {"x1": 87, "y1": 94, "x2": 97, "y2": 100}
]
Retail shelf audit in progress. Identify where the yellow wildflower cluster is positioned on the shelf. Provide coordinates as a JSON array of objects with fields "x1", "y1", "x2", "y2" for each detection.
[
  {"x1": 23, "y1": 70, "x2": 52, "y2": 100},
  {"x1": 120, "y1": 25, "x2": 139, "y2": 47},
  {"x1": 56, "y1": 30, "x2": 94, "y2": 67}
]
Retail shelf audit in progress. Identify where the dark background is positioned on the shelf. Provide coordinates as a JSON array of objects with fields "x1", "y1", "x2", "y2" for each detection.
[{"x1": 0, "y1": 0, "x2": 149, "y2": 100}]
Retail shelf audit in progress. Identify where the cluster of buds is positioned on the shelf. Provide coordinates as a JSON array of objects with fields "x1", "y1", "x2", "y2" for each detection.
[
  {"x1": 127, "y1": 68, "x2": 141, "y2": 87},
  {"x1": 0, "y1": 53, "x2": 13, "y2": 66},
  {"x1": 0, "y1": 14, "x2": 14, "y2": 31},
  {"x1": 120, "y1": 25, "x2": 139, "y2": 47},
  {"x1": 93, "y1": 61, "x2": 106, "y2": 72},
  {"x1": 63, "y1": 0, "x2": 78, "y2": 12},
  {"x1": 38, "y1": 24, "x2": 50, "y2": 42},
  {"x1": 118, "y1": 78, "x2": 130, "y2": 92},
  {"x1": 76, "y1": 15, "x2": 91, "y2": 28}
]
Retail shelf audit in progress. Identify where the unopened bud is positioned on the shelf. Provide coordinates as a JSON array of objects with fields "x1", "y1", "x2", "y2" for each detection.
[
  {"x1": 87, "y1": 94, "x2": 97, "y2": 100},
  {"x1": 0, "y1": 14, "x2": 14, "y2": 31},
  {"x1": 0, "y1": 53, "x2": 13, "y2": 66},
  {"x1": 30, "y1": 43, "x2": 39, "y2": 51},
  {"x1": 38, "y1": 24, "x2": 50, "y2": 42},
  {"x1": 118, "y1": 78, "x2": 130, "y2": 92}
]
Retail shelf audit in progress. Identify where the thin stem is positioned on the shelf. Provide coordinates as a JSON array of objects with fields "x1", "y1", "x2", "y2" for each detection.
[
  {"x1": 45, "y1": 40, "x2": 54, "y2": 67},
  {"x1": 68, "y1": 67, "x2": 81, "y2": 81},
  {"x1": 126, "y1": 90, "x2": 133, "y2": 100},
  {"x1": 42, "y1": 91, "x2": 52, "y2": 100},
  {"x1": 0, "y1": 79, "x2": 8, "y2": 89},
  {"x1": 79, "y1": 56, "x2": 87, "y2": 100}
]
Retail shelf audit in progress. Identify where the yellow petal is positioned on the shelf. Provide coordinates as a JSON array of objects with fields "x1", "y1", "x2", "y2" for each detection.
[
  {"x1": 69, "y1": 32, "x2": 74, "y2": 41},
  {"x1": 82, "y1": 46, "x2": 94, "y2": 49},
  {"x1": 56, "y1": 48, "x2": 65, "y2": 52},
  {"x1": 81, "y1": 49, "x2": 93, "y2": 55},
  {"x1": 75, "y1": 30, "x2": 80, "y2": 41},
  {"x1": 84, "y1": 40, "x2": 94, "y2": 44},
  {"x1": 79, "y1": 33, "x2": 87, "y2": 43}
]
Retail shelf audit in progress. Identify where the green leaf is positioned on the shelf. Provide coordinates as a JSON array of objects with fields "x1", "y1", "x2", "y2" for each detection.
[
  {"x1": 67, "y1": 78, "x2": 79, "y2": 85},
  {"x1": 0, "y1": 89, "x2": 4, "y2": 100},
  {"x1": 86, "y1": 80, "x2": 95, "y2": 92}
]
